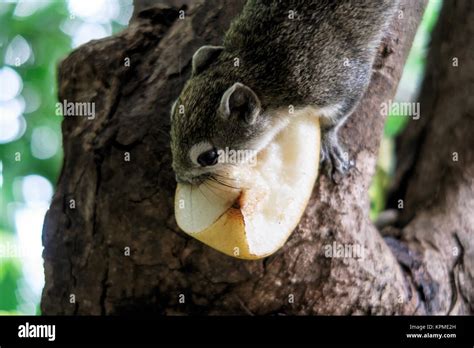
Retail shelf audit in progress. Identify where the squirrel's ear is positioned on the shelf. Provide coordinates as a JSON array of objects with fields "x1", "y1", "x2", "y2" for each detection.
[
  {"x1": 219, "y1": 83, "x2": 261, "y2": 125},
  {"x1": 192, "y1": 45, "x2": 224, "y2": 76}
]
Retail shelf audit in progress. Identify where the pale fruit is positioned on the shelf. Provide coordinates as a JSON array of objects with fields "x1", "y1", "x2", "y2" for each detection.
[{"x1": 175, "y1": 110, "x2": 320, "y2": 259}]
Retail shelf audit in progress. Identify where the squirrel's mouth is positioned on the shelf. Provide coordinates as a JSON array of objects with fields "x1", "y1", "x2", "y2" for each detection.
[
  {"x1": 175, "y1": 173, "x2": 207, "y2": 186},
  {"x1": 174, "y1": 109, "x2": 321, "y2": 259}
]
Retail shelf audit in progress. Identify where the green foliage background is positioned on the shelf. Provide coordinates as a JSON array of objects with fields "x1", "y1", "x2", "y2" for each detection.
[
  {"x1": 369, "y1": 0, "x2": 442, "y2": 220},
  {"x1": 0, "y1": 0, "x2": 441, "y2": 314},
  {"x1": 1, "y1": 1, "x2": 70, "y2": 315},
  {"x1": 0, "y1": 0, "x2": 130, "y2": 314}
]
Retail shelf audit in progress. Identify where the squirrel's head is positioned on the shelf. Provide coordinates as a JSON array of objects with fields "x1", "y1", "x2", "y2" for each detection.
[{"x1": 170, "y1": 46, "x2": 270, "y2": 185}]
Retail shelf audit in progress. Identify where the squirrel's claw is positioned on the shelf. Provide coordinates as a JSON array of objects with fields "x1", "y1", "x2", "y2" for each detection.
[{"x1": 320, "y1": 131, "x2": 354, "y2": 182}]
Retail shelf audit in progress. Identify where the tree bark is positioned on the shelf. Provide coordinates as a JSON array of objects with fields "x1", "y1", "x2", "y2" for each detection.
[
  {"x1": 41, "y1": 0, "x2": 471, "y2": 315},
  {"x1": 385, "y1": 0, "x2": 474, "y2": 314}
]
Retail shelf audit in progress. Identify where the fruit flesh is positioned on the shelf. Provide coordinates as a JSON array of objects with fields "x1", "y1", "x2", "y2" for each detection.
[{"x1": 175, "y1": 109, "x2": 320, "y2": 259}]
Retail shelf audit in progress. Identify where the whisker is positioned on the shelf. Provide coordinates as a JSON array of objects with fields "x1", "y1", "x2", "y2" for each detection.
[
  {"x1": 197, "y1": 183, "x2": 216, "y2": 206},
  {"x1": 211, "y1": 175, "x2": 239, "y2": 188},
  {"x1": 209, "y1": 175, "x2": 241, "y2": 190},
  {"x1": 203, "y1": 179, "x2": 229, "y2": 192},
  {"x1": 212, "y1": 172, "x2": 252, "y2": 191},
  {"x1": 202, "y1": 181, "x2": 229, "y2": 201},
  {"x1": 205, "y1": 178, "x2": 241, "y2": 193},
  {"x1": 211, "y1": 172, "x2": 239, "y2": 182}
]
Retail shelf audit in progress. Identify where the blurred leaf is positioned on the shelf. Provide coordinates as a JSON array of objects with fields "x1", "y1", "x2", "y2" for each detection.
[{"x1": 384, "y1": 114, "x2": 410, "y2": 137}]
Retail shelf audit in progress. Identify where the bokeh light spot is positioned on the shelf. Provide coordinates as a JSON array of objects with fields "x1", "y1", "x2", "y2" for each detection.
[
  {"x1": 31, "y1": 126, "x2": 60, "y2": 159},
  {"x1": 0, "y1": 66, "x2": 23, "y2": 101}
]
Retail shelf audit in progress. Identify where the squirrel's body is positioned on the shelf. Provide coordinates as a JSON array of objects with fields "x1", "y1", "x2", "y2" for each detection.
[
  {"x1": 171, "y1": 0, "x2": 399, "y2": 184},
  {"x1": 222, "y1": 0, "x2": 394, "y2": 110}
]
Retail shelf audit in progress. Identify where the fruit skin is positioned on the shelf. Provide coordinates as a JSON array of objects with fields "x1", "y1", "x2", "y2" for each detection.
[
  {"x1": 174, "y1": 185, "x2": 257, "y2": 260},
  {"x1": 189, "y1": 207, "x2": 255, "y2": 260}
]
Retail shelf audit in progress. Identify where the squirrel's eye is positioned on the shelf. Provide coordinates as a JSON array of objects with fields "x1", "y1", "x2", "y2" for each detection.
[{"x1": 197, "y1": 148, "x2": 219, "y2": 167}]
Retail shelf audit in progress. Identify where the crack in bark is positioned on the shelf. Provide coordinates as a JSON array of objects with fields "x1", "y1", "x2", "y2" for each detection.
[{"x1": 99, "y1": 260, "x2": 110, "y2": 315}]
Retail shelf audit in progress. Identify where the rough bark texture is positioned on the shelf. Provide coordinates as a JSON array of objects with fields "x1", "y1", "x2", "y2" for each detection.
[
  {"x1": 41, "y1": 0, "x2": 471, "y2": 315},
  {"x1": 385, "y1": 0, "x2": 474, "y2": 314}
]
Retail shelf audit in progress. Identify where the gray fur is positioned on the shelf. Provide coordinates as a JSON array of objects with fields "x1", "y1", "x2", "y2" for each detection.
[
  {"x1": 171, "y1": 0, "x2": 399, "y2": 183},
  {"x1": 192, "y1": 45, "x2": 224, "y2": 76}
]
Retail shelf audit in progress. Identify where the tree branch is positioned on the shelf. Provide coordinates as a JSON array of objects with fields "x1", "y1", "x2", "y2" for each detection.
[
  {"x1": 387, "y1": 0, "x2": 474, "y2": 314},
  {"x1": 42, "y1": 0, "x2": 429, "y2": 315}
]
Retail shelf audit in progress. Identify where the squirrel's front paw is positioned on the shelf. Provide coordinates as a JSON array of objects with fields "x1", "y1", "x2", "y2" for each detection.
[{"x1": 320, "y1": 131, "x2": 354, "y2": 181}]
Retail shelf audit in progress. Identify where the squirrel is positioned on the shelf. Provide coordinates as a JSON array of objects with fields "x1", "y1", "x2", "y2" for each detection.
[{"x1": 170, "y1": 0, "x2": 399, "y2": 185}]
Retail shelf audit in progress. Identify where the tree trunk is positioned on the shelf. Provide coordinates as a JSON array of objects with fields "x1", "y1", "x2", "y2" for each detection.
[
  {"x1": 41, "y1": 0, "x2": 471, "y2": 315},
  {"x1": 385, "y1": 0, "x2": 474, "y2": 314}
]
